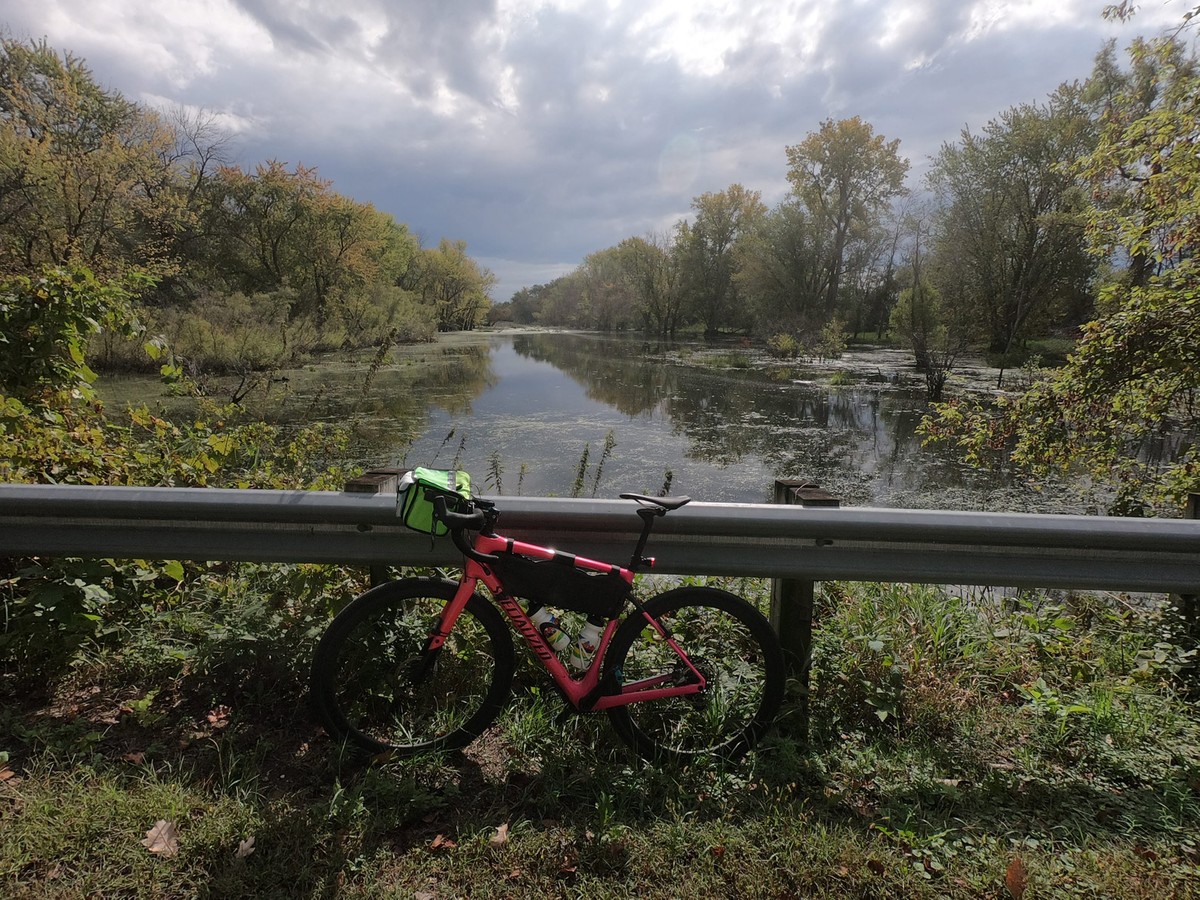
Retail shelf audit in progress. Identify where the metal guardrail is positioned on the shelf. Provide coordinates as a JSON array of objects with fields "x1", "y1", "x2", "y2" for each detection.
[{"x1": 1, "y1": 483, "x2": 1198, "y2": 594}]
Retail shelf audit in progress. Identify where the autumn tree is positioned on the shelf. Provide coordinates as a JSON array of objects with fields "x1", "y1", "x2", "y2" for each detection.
[
  {"x1": 889, "y1": 212, "x2": 973, "y2": 401},
  {"x1": 677, "y1": 184, "x2": 766, "y2": 336},
  {"x1": 581, "y1": 245, "x2": 638, "y2": 330},
  {"x1": 535, "y1": 271, "x2": 589, "y2": 327},
  {"x1": 736, "y1": 199, "x2": 830, "y2": 336},
  {"x1": 785, "y1": 117, "x2": 909, "y2": 317},
  {"x1": 614, "y1": 234, "x2": 682, "y2": 337},
  {"x1": 196, "y1": 160, "x2": 421, "y2": 332},
  {"x1": 923, "y1": 34, "x2": 1200, "y2": 513},
  {"x1": 410, "y1": 239, "x2": 494, "y2": 331},
  {"x1": 0, "y1": 38, "x2": 182, "y2": 278},
  {"x1": 501, "y1": 284, "x2": 548, "y2": 324},
  {"x1": 927, "y1": 87, "x2": 1097, "y2": 357}
]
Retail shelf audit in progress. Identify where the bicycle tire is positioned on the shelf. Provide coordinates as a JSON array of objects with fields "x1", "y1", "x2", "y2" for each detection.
[
  {"x1": 310, "y1": 578, "x2": 514, "y2": 756},
  {"x1": 604, "y1": 586, "x2": 785, "y2": 764}
]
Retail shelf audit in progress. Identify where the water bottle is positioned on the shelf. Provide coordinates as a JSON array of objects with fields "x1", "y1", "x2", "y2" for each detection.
[
  {"x1": 529, "y1": 606, "x2": 570, "y2": 653},
  {"x1": 569, "y1": 620, "x2": 605, "y2": 671}
]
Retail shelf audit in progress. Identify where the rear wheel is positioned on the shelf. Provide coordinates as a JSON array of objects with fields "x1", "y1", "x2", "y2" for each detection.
[
  {"x1": 604, "y1": 586, "x2": 784, "y2": 764},
  {"x1": 311, "y1": 578, "x2": 513, "y2": 756}
]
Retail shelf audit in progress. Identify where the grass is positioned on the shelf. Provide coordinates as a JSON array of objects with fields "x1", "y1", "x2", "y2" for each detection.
[
  {"x1": 2, "y1": 570, "x2": 1199, "y2": 898},
  {"x1": 703, "y1": 350, "x2": 753, "y2": 369}
]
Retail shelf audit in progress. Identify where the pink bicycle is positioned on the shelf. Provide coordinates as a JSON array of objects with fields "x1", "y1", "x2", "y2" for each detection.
[{"x1": 310, "y1": 492, "x2": 785, "y2": 763}]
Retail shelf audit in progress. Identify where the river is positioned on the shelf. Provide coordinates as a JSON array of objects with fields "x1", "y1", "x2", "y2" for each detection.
[{"x1": 100, "y1": 329, "x2": 1089, "y2": 510}]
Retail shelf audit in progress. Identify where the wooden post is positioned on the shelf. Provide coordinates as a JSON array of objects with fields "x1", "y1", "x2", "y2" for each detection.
[
  {"x1": 1172, "y1": 492, "x2": 1200, "y2": 655},
  {"x1": 771, "y1": 478, "x2": 840, "y2": 740},
  {"x1": 343, "y1": 468, "x2": 408, "y2": 586}
]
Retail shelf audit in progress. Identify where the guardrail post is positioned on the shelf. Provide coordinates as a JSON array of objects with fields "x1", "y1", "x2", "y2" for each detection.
[
  {"x1": 1172, "y1": 493, "x2": 1200, "y2": 689},
  {"x1": 771, "y1": 478, "x2": 839, "y2": 739},
  {"x1": 344, "y1": 468, "x2": 407, "y2": 585}
]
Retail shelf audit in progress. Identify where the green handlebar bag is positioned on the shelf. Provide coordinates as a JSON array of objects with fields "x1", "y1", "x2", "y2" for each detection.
[{"x1": 397, "y1": 467, "x2": 472, "y2": 536}]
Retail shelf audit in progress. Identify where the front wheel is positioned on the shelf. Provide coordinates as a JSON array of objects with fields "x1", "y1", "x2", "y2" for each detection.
[
  {"x1": 604, "y1": 586, "x2": 785, "y2": 764},
  {"x1": 310, "y1": 578, "x2": 514, "y2": 756}
]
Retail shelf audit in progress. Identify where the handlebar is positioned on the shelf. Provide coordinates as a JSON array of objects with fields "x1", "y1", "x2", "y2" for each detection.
[
  {"x1": 432, "y1": 495, "x2": 498, "y2": 563},
  {"x1": 432, "y1": 495, "x2": 487, "y2": 532}
]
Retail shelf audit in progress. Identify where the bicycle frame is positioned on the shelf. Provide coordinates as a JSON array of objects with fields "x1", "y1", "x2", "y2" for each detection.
[{"x1": 425, "y1": 531, "x2": 708, "y2": 711}]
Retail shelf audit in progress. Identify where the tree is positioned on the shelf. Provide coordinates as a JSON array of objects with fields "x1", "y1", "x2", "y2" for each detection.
[
  {"x1": 736, "y1": 199, "x2": 830, "y2": 336},
  {"x1": 197, "y1": 161, "x2": 420, "y2": 331},
  {"x1": 889, "y1": 213, "x2": 973, "y2": 401},
  {"x1": 581, "y1": 245, "x2": 638, "y2": 331},
  {"x1": 413, "y1": 239, "x2": 494, "y2": 331},
  {"x1": 0, "y1": 38, "x2": 182, "y2": 278},
  {"x1": 615, "y1": 234, "x2": 682, "y2": 337},
  {"x1": 927, "y1": 87, "x2": 1097, "y2": 357},
  {"x1": 785, "y1": 117, "x2": 909, "y2": 316},
  {"x1": 922, "y1": 35, "x2": 1200, "y2": 513},
  {"x1": 536, "y1": 271, "x2": 589, "y2": 326},
  {"x1": 677, "y1": 184, "x2": 766, "y2": 336},
  {"x1": 505, "y1": 284, "x2": 547, "y2": 324}
]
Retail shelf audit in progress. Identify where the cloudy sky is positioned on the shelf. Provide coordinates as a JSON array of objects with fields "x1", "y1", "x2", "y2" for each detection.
[{"x1": 1, "y1": 0, "x2": 1183, "y2": 301}]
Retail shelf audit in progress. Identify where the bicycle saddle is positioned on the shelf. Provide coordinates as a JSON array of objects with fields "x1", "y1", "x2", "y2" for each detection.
[{"x1": 619, "y1": 493, "x2": 692, "y2": 511}]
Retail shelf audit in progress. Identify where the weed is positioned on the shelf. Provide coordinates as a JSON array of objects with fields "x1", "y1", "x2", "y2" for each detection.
[
  {"x1": 707, "y1": 351, "x2": 752, "y2": 369},
  {"x1": 591, "y1": 429, "x2": 617, "y2": 497},
  {"x1": 571, "y1": 442, "x2": 591, "y2": 498},
  {"x1": 486, "y1": 449, "x2": 503, "y2": 494},
  {"x1": 3, "y1": 573, "x2": 1199, "y2": 898},
  {"x1": 829, "y1": 369, "x2": 853, "y2": 386}
]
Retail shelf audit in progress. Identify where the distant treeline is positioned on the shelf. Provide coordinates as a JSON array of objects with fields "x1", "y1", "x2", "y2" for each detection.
[
  {"x1": 491, "y1": 38, "x2": 1191, "y2": 375},
  {"x1": 0, "y1": 38, "x2": 495, "y2": 375}
]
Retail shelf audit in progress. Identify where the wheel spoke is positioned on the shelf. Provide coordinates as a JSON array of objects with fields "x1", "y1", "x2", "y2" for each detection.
[
  {"x1": 606, "y1": 587, "x2": 784, "y2": 763},
  {"x1": 311, "y1": 580, "x2": 513, "y2": 756}
]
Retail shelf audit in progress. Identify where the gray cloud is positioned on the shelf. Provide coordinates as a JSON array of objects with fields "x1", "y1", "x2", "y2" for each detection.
[{"x1": 2, "y1": 0, "x2": 1183, "y2": 300}]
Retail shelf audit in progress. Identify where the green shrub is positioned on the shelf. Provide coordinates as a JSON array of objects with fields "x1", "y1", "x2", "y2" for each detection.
[
  {"x1": 0, "y1": 266, "x2": 143, "y2": 401},
  {"x1": 815, "y1": 318, "x2": 848, "y2": 361},
  {"x1": 767, "y1": 333, "x2": 800, "y2": 359}
]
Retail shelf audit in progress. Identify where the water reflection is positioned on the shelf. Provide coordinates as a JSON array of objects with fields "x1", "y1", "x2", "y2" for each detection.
[
  {"x1": 502, "y1": 332, "x2": 1025, "y2": 507},
  {"x1": 100, "y1": 331, "x2": 1076, "y2": 510}
]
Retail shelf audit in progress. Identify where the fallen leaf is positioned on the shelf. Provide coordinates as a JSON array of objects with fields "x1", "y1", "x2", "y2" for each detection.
[
  {"x1": 415, "y1": 893, "x2": 436, "y2": 900},
  {"x1": 121, "y1": 751, "x2": 145, "y2": 765},
  {"x1": 490, "y1": 823, "x2": 509, "y2": 845},
  {"x1": 709, "y1": 845, "x2": 726, "y2": 858},
  {"x1": 235, "y1": 836, "x2": 255, "y2": 859},
  {"x1": 430, "y1": 834, "x2": 457, "y2": 851},
  {"x1": 142, "y1": 820, "x2": 179, "y2": 857},
  {"x1": 1005, "y1": 856, "x2": 1028, "y2": 900},
  {"x1": 206, "y1": 706, "x2": 231, "y2": 728},
  {"x1": 0, "y1": 766, "x2": 15, "y2": 781},
  {"x1": 1132, "y1": 843, "x2": 1158, "y2": 862}
]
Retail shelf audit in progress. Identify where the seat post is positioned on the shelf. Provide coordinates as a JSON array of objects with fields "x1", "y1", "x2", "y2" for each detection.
[{"x1": 628, "y1": 506, "x2": 662, "y2": 571}]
